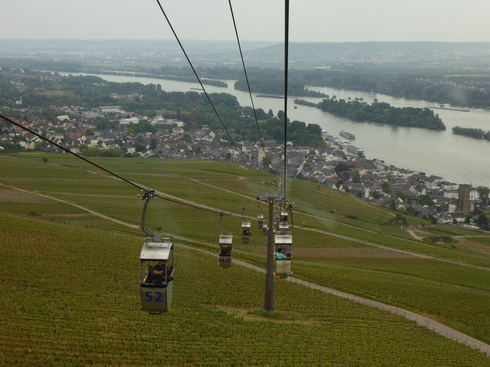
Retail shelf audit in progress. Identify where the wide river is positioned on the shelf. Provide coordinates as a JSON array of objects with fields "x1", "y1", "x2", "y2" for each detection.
[{"x1": 62, "y1": 72, "x2": 490, "y2": 188}]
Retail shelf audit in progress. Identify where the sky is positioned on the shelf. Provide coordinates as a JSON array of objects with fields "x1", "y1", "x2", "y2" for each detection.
[{"x1": 2, "y1": 0, "x2": 490, "y2": 43}]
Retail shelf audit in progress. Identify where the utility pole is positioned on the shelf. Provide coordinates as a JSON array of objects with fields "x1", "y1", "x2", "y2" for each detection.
[{"x1": 263, "y1": 196, "x2": 275, "y2": 312}]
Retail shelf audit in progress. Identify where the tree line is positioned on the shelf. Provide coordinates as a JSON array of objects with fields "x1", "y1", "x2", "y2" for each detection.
[
  {"x1": 234, "y1": 78, "x2": 326, "y2": 98},
  {"x1": 452, "y1": 126, "x2": 490, "y2": 141},
  {"x1": 296, "y1": 97, "x2": 446, "y2": 130},
  {"x1": 4, "y1": 57, "x2": 490, "y2": 108}
]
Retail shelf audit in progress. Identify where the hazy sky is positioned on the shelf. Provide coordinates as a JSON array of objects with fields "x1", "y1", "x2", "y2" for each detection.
[{"x1": 2, "y1": 0, "x2": 490, "y2": 43}]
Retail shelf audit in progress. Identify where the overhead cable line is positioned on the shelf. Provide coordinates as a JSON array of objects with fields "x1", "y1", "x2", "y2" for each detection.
[
  {"x1": 227, "y1": 0, "x2": 265, "y2": 148},
  {"x1": 153, "y1": 190, "x2": 225, "y2": 215},
  {"x1": 153, "y1": 0, "x2": 262, "y2": 186},
  {"x1": 0, "y1": 113, "x2": 224, "y2": 215}
]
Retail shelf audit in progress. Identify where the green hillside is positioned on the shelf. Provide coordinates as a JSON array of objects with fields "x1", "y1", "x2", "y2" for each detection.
[{"x1": 1, "y1": 152, "x2": 489, "y2": 365}]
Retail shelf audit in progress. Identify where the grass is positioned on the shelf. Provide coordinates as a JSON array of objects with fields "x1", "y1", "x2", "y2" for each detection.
[
  {"x1": 1, "y1": 152, "x2": 489, "y2": 363},
  {"x1": 1, "y1": 212, "x2": 489, "y2": 366}
]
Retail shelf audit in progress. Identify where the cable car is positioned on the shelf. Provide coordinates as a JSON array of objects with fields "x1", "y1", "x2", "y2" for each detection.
[
  {"x1": 218, "y1": 233, "x2": 233, "y2": 268},
  {"x1": 278, "y1": 221, "x2": 289, "y2": 231},
  {"x1": 274, "y1": 214, "x2": 281, "y2": 229},
  {"x1": 280, "y1": 209, "x2": 289, "y2": 224},
  {"x1": 257, "y1": 213, "x2": 264, "y2": 229},
  {"x1": 241, "y1": 220, "x2": 252, "y2": 244},
  {"x1": 138, "y1": 190, "x2": 175, "y2": 314},
  {"x1": 262, "y1": 223, "x2": 268, "y2": 236},
  {"x1": 140, "y1": 236, "x2": 174, "y2": 314},
  {"x1": 274, "y1": 232, "x2": 292, "y2": 278}
]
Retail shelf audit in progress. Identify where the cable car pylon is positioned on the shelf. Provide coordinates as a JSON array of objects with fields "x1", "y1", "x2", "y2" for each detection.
[
  {"x1": 257, "y1": 180, "x2": 294, "y2": 312},
  {"x1": 263, "y1": 196, "x2": 276, "y2": 312}
]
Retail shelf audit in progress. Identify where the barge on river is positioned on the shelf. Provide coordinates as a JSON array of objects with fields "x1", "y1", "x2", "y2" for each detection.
[{"x1": 340, "y1": 130, "x2": 356, "y2": 140}]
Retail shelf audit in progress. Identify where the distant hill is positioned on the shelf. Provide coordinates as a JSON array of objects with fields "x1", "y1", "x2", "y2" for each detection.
[
  {"x1": 243, "y1": 41, "x2": 490, "y2": 66},
  {"x1": 0, "y1": 39, "x2": 277, "y2": 57},
  {"x1": 3, "y1": 39, "x2": 490, "y2": 67}
]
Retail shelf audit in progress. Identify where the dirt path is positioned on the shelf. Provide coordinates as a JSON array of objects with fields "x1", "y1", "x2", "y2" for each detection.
[
  {"x1": 0, "y1": 183, "x2": 139, "y2": 229},
  {"x1": 182, "y1": 243, "x2": 490, "y2": 357},
  {"x1": 407, "y1": 228, "x2": 424, "y2": 241}
]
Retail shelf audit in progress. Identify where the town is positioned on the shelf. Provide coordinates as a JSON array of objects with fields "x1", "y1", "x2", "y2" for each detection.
[{"x1": 1, "y1": 102, "x2": 488, "y2": 230}]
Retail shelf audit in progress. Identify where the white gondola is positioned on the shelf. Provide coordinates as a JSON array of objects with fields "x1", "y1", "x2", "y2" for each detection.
[
  {"x1": 278, "y1": 222, "x2": 289, "y2": 231},
  {"x1": 257, "y1": 214, "x2": 264, "y2": 229},
  {"x1": 218, "y1": 233, "x2": 233, "y2": 268},
  {"x1": 262, "y1": 223, "x2": 268, "y2": 236},
  {"x1": 140, "y1": 237, "x2": 174, "y2": 314},
  {"x1": 241, "y1": 220, "x2": 252, "y2": 244},
  {"x1": 274, "y1": 232, "x2": 292, "y2": 278},
  {"x1": 280, "y1": 210, "x2": 289, "y2": 224}
]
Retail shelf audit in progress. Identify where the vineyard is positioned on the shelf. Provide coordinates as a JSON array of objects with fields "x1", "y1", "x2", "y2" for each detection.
[{"x1": 1, "y1": 153, "x2": 489, "y2": 365}]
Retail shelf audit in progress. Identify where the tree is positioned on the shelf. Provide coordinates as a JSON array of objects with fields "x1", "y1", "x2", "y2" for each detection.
[
  {"x1": 419, "y1": 194, "x2": 434, "y2": 206},
  {"x1": 393, "y1": 213, "x2": 407, "y2": 225},
  {"x1": 382, "y1": 182, "x2": 392, "y2": 194},
  {"x1": 100, "y1": 148, "x2": 124, "y2": 157},
  {"x1": 134, "y1": 143, "x2": 146, "y2": 153},
  {"x1": 395, "y1": 190, "x2": 406, "y2": 200},
  {"x1": 334, "y1": 162, "x2": 351, "y2": 173},
  {"x1": 405, "y1": 206, "x2": 418, "y2": 217},
  {"x1": 306, "y1": 123, "x2": 322, "y2": 135},
  {"x1": 96, "y1": 120, "x2": 111, "y2": 131},
  {"x1": 42, "y1": 157, "x2": 48, "y2": 164},
  {"x1": 262, "y1": 156, "x2": 271, "y2": 166},
  {"x1": 476, "y1": 214, "x2": 489, "y2": 230},
  {"x1": 129, "y1": 120, "x2": 156, "y2": 134},
  {"x1": 427, "y1": 214, "x2": 438, "y2": 224},
  {"x1": 372, "y1": 191, "x2": 381, "y2": 200},
  {"x1": 277, "y1": 110, "x2": 285, "y2": 121},
  {"x1": 79, "y1": 145, "x2": 89, "y2": 155},
  {"x1": 476, "y1": 186, "x2": 489, "y2": 206},
  {"x1": 352, "y1": 171, "x2": 361, "y2": 183}
]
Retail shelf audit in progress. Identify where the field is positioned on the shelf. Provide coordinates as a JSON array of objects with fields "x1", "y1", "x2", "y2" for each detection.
[{"x1": 1, "y1": 153, "x2": 489, "y2": 366}]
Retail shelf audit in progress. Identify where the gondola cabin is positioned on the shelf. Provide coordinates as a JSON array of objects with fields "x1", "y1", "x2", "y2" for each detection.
[
  {"x1": 241, "y1": 220, "x2": 252, "y2": 244},
  {"x1": 278, "y1": 222, "x2": 289, "y2": 231},
  {"x1": 280, "y1": 210, "x2": 289, "y2": 224},
  {"x1": 257, "y1": 214, "x2": 264, "y2": 229},
  {"x1": 262, "y1": 223, "x2": 268, "y2": 236},
  {"x1": 274, "y1": 232, "x2": 293, "y2": 278},
  {"x1": 218, "y1": 233, "x2": 233, "y2": 268},
  {"x1": 140, "y1": 237, "x2": 174, "y2": 314}
]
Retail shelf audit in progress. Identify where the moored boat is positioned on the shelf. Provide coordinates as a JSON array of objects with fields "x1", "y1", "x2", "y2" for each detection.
[{"x1": 340, "y1": 130, "x2": 355, "y2": 140}]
